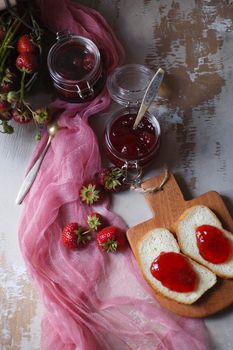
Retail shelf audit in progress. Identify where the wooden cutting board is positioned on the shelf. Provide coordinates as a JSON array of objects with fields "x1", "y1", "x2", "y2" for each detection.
[{"x1": 127, "y1": 172, "x2": 233, "y2": 317}]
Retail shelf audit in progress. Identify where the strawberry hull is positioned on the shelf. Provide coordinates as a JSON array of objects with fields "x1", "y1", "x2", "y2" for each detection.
[
  {"x1": 87, "y1": 212, "x2": 105, "y2": 231},
  {"x1": 80, "y1": 182, "x2": 104, "y2": 206},
  {"x1": 97, "y1": 167, "x2": 129, "y2": 192}
]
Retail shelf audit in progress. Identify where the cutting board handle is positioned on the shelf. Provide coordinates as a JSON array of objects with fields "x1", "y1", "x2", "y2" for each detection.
[{"x1": 142, "y1": 172, "x2": 185, "y2": 218}]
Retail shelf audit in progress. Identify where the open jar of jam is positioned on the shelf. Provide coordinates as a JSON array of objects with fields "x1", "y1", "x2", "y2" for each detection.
[
  {"x1": 104, "y1": 64, "x2": 161, "y2": 185},
  {"x1": 47, "y1": 32, "x2": 106, "y2": 102}
]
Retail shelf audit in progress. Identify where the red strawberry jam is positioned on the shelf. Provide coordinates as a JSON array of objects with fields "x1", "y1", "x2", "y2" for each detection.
[
  {"x1": 195, "y1": 225, "x2": 232, "y2": 264},
  {"x1": 47, "y1": 35, "x2": 106, "y2": 102},
  {"x1": 53, "y1": 43, "x2": 95, "y2": 80},
  {"x1": 150, "y1": 252, "x2": 197, "y2": 292},
  {"x1": 105, "y1": 113, "x2": 160, "y2": 167}
]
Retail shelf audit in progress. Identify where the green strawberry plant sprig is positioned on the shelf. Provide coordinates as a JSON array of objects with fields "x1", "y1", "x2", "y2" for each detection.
[{"x1": 0, "y1": 8, "x2": 50, "y2": 140}]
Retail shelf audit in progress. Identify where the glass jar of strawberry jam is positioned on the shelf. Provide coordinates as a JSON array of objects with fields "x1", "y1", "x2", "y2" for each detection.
[
  {"x1": 104, "y1": 64, "x2": 161, "y2": 184},
  {"x1": 47, "y1": 32, "x2": 106, "y2": 102}
]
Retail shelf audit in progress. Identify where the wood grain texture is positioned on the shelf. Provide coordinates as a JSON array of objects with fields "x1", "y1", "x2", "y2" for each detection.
[{"x1": 127, "y1": 173, "x2": 233, "y2": 317}]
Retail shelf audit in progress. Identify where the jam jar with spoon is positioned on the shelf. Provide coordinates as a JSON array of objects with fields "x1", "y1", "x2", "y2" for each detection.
[
  {"x1": 104, "y1": 64, "x2": 163, "y2": 185},
  {"x1": 47, "y1": 32, "x2": 106, "y2": 102}
]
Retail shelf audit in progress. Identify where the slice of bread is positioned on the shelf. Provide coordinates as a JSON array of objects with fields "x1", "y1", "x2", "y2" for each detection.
[
  {"x1": 138, "y1": 228, "x2": 217, "y2": 304},
  {"x1": 175, "y1": 205, "x2": 233, "y2": 278}
]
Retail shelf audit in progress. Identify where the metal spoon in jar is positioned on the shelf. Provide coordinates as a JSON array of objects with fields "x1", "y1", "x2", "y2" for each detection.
[
  {"x1": 133, "y1": 67, "x2": 165, "y2": 130},
  {"x1": 15, "y1": 122, "x2": 60, "y2": 205}
]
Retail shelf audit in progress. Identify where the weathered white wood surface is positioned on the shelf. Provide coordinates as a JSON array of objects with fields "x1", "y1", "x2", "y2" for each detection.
[{"x1": 1, "y1": 0, "x2": 233, "y2": 348}]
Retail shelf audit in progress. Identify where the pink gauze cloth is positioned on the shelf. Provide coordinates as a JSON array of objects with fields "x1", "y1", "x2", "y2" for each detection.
[{"x1": 19, "y1": 1, "x2": 210, "y2": 349}]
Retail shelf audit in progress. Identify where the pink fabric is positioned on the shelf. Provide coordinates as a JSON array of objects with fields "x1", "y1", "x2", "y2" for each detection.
[{"x1": 19, "y1": 1, "x2": 209, "y2": 349}]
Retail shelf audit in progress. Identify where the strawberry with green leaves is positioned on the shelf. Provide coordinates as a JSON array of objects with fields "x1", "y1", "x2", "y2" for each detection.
[
  {"x1": 87, "y1": 212, "x2": 105, "y2": 231},
  {"x1": 80, "y1": 182, "x2": 104, "y2": 206},
  {"x1": 0, "y1": 100, "x2": 11, "y2": 120},
  {"x1": 98, "y1": 167, "x2": 128, "y2": 192},
  {"x1": 17, "y1": 34, "x2": 37, "y2": 54},
  {"x1": 96, "y1": 226, "x2": 126, "y2": 253},
  {"x1": 32, "y1": 107, "x2": 50, "y2": 125},
  {"x1": 0, "y1": 69, "x2": 17, "y2": 93},
  {"x1": 12, "y1": 102, "x2": 32, "y2": 124},
  {"x1": 0, "y1": 12, "x2": 43, "y2": 136},
  {"x1": 62, "y1": 222, "x2": 91, "y2": 249},
  {"x1": 16, "y1": 53, "x2": 38, "y2": 74}
]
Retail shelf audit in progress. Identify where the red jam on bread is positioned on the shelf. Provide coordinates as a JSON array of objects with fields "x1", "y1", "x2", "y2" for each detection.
[
  {"x1": 150, "y1": 252, "x2": 198, "y2": 292},
  {"x1": 195, "y1": 224, "x2": 232, "y2": 264}
]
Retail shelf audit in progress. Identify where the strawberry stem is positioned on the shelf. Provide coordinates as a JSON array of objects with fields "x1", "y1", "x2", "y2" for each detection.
[
  {"x1": 0, "y1": 18, "x2": 20, "y2": 65},
  {"x1": 20, "y1": 70, "x2": 26, "y2": 102},
  {"x1": 0, "y1": 47, "x2": 12, "y2": 74},
  {"x1": 29, "y1": 110, "x2": 41, "y2": 140},
  {"x1": 23, "y1": 100, "x2": 34, "y2": 113}
]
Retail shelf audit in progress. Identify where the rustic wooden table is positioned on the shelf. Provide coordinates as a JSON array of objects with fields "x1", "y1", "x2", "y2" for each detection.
[{"x1": 1, "y1": 0, "x2": 233, "y2": 349}]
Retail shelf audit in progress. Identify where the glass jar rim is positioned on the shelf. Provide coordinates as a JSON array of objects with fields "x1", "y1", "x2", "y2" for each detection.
[
  {"x1": 107, "y1": 64, "x2": 154, "y2": 107},
  {"x1": 105, "y1": 107, "x2": 161, "y2": 163},
  {"x1": 47, "y1": 34, "x2": 101, "y2": 85}
]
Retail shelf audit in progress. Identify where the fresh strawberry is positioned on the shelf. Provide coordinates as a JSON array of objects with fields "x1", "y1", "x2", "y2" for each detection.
[
  {"x1": 17, "y1": 34, "x2": 37, "y2": 54},
  {"x1": 12, "y1": 103, "x2": 32, "y2": 124},
  {"x1": 98, "y1": 167, "x2": 128, "y2": 192},
  {"x1": 0, "y1": 99, "x2": 10, "y2": 112},
  {"x1": 0, "y1": 81, "x2": 13, "y2": 93},
  {"x1": 0, "y1": 69, "x2": 17, "y2": 93},
  {"x1": 16, "y1": 53, "x2": 38, "y2": 74},
  {"x1": 0, "y1": 100, "x2": 11, "y2": 120},
  {"x1": 62, "y1": 222, "x2": 91, "y2": 249},
  {"x1": 33, "y1": 107, "x2": 50, "y2": 125},
  {"x1": 80, "y1": 182, "x2": 104, "y2": 205},
  {"x1": 87, "y1": 212, "x2": 105, "y2": 231},
  {"x1": 96, "y1": 226, "x2": 126, "y2": 253}
]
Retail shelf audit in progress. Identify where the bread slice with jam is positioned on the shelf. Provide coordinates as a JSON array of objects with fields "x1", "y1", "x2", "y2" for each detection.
[
  {"x1": 175, "y1": 205, "x2": 233, "y2": 278},
  {"x1": 138, "y1": 228, "x2": 217, "y2": 304}
]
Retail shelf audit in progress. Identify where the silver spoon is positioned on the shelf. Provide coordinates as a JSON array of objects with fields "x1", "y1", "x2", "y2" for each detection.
[
  {"x1": 15, "y1": 122, "x2": 60, "y2": 205},
  {"x1": 133, "y1": 67, "x2": 165, "y2": 129}
]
